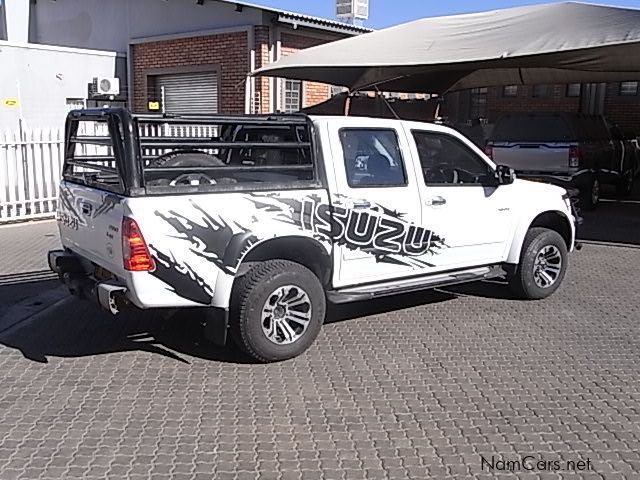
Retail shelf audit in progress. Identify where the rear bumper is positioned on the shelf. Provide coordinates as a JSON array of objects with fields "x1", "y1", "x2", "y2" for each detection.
[{"x1": 48, "y1": 250, "x2": 129, "y2": 314}]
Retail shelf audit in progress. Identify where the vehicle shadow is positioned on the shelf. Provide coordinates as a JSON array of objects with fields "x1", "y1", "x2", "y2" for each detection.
[
  {"x1": 0, "y1": 281, "x2": 513, "y2": 365},
  {"x1": 576, "y1": 183, "x2": 640, "y2": 247},
  {"x1": 325, "y1": 288, "x2": 457, "y2": 325},
  {"x1": 0, "y1": 270, "x2": 60, "y2": 313},
  {"x1": 439, "y1": 279, "x2": 516, "y2": 300},
  {"x1": 0, "y1": 301, "x2": 261, "y2": 365}
]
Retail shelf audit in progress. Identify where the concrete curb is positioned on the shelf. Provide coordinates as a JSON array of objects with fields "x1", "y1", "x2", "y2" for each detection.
[{"x1": 0, "y1": 286, "x2": 71, "y2": 337}]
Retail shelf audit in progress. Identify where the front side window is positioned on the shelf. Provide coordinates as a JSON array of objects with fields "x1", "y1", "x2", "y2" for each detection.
[
  {"x1": 412, "y1": 131, "x2": 494, "y2": 186},
  {"x1": 339, "y1": 129, "x2": 407, "y2": 187}
]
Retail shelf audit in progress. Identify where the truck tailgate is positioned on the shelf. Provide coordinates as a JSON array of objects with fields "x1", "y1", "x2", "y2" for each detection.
[
  {"x1": 57, "y1": 181, "x2": 126, "y2": 276},
  {"x1": 492, "y1": 142, "x2": 570, "y2": 172}
]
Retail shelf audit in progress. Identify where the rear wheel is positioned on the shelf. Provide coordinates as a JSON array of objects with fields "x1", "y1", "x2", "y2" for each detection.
[
  {"x1": 581, "y1": 176, "x2": 599, "y2": 210},
  {"x1": 230, "y1": 260, "x2": 326, "y2": 363},
  {"x1": 510, "y1": 227, "x2": 568, "y2": 300}
]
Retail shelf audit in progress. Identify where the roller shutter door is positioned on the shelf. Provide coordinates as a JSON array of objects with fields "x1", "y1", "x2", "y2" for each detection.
[{"x1": 155, "y1": 71, "x2": 219, "y2": 114}]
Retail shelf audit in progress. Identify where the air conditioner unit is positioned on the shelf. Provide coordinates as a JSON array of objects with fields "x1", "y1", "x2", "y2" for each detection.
[{"x1": 95, "y1": 77, "x2": 120, "y2": 96}]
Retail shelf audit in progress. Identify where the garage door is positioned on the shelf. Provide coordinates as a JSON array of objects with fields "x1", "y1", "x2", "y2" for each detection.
[{"x1": 155, "y1": 71, "x2": 219, "y2": 114}]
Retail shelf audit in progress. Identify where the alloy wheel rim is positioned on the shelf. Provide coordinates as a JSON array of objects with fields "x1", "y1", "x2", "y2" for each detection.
[
  {"x1": 261, "y1": 285, "x2": 312, "y2": 345},
  {"x1": 533, "y1": 245, "x2": 563, "y2": 289}
]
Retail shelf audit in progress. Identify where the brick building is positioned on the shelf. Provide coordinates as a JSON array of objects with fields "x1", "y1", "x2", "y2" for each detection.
[
  {"x1": 18, "y1": 0, "x2": 369, "y2": 120},
  {"x1": 129, "y1": 4, "x2": 370, "y2": 116},
  {"x1": 443, "y1": 81, "x2": 640, "y2": 134}
]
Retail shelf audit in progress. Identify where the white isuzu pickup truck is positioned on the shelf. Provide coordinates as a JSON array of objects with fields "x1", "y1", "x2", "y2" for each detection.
[{"x1": 49, "y1": 108, "x2": 580, "y2": 362}]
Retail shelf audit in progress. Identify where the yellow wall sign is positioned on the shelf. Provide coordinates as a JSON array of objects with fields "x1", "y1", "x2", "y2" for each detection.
[
  {"x1": 3, "y1": 98, "x2": 19, "y2": 108},
  {"x1": 148, "y1": 101, "x2": 160, "y2": 111}
]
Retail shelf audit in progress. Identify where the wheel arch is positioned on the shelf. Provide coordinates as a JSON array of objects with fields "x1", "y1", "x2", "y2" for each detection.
[
  {"x1": 211, "y1": 235, "x2": 332, "y2": 309},
  {"x1": 507, "y1": 210, "x2": 574, "y2": 264}
]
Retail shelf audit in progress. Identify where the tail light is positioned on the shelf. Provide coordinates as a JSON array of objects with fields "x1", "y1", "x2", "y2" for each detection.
[
  {"x1": 122, "y1": 217, "x2": 155, "y2": 272},
  {"x1": 568, "y1": 146, "x2": 581, "y2": 168},
  {"x1": 484, "y1": 143, "x2": 493, "y2": 159}
]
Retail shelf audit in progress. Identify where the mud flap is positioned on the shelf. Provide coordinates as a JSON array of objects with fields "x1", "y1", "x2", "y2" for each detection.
[{"x1": 203, "y1": 307, "x2": 229, "y2": 347}]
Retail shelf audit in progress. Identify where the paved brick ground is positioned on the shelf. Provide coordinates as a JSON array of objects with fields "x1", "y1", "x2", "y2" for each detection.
[
  {"x1": 0, "y1": 209, "x2": 639, "y2": 479},
  {"x1": 0, "y1": 220, "x2": 61, "y2": 311}
]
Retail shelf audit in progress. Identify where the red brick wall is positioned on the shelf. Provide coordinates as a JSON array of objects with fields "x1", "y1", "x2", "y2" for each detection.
[
  {"x1": 486, "y1": 84, "x2": 580, "y2": 121},
  {"x1": 280, "y1": 33, "x2": 331, "y2": 108},
  {"x1": 131, "y1": 31, "x2": 248, "y2": 114},
  {"x1": 604, "y1": 83, "x2": 640, "y2": 134},
  {"x1": 445, "y1": 83, "x2": 640, "y2": 134}
]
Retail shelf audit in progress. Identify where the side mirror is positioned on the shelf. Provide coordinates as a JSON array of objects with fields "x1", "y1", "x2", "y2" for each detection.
[{"x1": 495, "y1": 165, "x2": 516, "y2": 185}]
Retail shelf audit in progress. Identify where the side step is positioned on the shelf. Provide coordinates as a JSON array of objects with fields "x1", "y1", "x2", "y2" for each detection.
[{"x1": 327, "y1": 265, "x2": 503, "y2": 304}]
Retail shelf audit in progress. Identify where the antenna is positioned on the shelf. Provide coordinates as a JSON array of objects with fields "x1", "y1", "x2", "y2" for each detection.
[{"x1": 336, "y1": 0, "x2": 369, "y2": 26}]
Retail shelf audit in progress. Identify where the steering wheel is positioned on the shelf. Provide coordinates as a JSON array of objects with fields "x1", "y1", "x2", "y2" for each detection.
[
  {"x1": 426, "y1": 163, "x2": 459, "y2": 184},
  {"x1": 169, "y1": 173, "x2": 217, "y2": 186}
]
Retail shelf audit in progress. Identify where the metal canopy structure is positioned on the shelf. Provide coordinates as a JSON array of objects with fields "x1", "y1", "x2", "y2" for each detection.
[{"x1": 252, "y1": 2, "x2": 640, "y2": 94}]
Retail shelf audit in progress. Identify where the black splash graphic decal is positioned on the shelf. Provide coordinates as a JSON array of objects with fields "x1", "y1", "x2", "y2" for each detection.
[
  {"x1": 57, "y1": 185, "x2": 88, "y2": 228},
  {"x1": 154, "y1": 200, "x2": 258, "y2": 275},
  {"x1": 93, "y1": 193, "x2": 122, "y2": 219},
  {"x1": 148, "y1": 247, "x2": 213, "y2": 304},
  {"x1": 248, "y1": 194, "x2": 446, "y2": 268}
]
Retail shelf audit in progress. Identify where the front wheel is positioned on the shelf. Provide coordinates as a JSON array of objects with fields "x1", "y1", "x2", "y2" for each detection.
[
  {"x1": 230, "y1": 260, "x2": 326, "y2": 362},
  {"x1": 510, "y1": 227, "x2": 568, "y2": 300}
]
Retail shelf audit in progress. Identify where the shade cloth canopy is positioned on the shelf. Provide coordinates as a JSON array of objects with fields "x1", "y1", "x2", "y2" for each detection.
[{"x1": 252, "y1": 2, "x2": 640, "y2": 93}]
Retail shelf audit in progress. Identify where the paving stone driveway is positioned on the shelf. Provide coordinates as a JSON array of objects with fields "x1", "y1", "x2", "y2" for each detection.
[{"x1": 0, "y1": 212, "x2": 639, "y2": 479}]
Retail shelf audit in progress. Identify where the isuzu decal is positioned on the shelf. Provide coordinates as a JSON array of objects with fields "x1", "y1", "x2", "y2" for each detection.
[{"x1": 247, "y1": 194, "x2": 447, "y2": 268}]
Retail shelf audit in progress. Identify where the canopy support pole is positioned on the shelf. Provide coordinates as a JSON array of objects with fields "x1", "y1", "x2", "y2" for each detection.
[
  {"x1": 375, "y1": 86, "x2": 400, "y2": 120},
  {"x1": 344, "y1": 91, "x2": 353, "y2": 116}
]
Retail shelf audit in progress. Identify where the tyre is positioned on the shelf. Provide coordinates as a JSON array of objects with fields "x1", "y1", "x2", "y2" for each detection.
[
  {"x1": 230, "y1": 260, "x2": 326, "y2": 362},
  {"x1": 580, "y1": 176, "x2": 599, "y2": 210},
  {"x1": 510, "y1": 227, "x2": 568, "y2": 300},
  {"x1": 616, "y1": 171, "x2": 635, "y2": 198}
]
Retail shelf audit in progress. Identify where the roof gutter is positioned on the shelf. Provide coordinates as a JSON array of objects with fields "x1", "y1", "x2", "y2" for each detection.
[{"x1": 276, "y1": 14, "x2": 370, "y2": 36}]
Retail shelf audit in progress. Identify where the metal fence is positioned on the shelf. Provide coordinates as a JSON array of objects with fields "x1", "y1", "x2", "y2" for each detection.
[
  {"x1": 0, "y1": 123, "x2": 218, "y2": 223},
  {"x1": 0, "y1": 128, "x2": 64, "y2": 223}
]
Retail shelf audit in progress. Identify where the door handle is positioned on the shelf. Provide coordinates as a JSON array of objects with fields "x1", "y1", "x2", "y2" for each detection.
[
  {"x1": 80, "y1": 202, "x2": 93, "y2": 216},
  {"x1": 351, "y1": 200, "x2": 371, "y2": 210},
  {"x1": 427, "y1": 196, "x2": 447, "y2": 207}
]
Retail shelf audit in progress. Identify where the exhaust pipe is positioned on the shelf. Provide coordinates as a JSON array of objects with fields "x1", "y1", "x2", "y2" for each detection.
[{"x1": 96, "y1": 284, "x2": 129, "y2": 315}]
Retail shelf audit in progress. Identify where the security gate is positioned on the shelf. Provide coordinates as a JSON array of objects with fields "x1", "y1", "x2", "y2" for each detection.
[{"x1": 156, "y1": 71, "x2": 219, "y2": 115}]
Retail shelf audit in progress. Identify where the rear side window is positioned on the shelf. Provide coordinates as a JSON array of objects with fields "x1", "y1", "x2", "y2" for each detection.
[
  {"x1": 492, "y1": 115, "x2": 573, "y2": 142},
  {"x1": 339, "y1": 128, "x2": 407, "y2": 187}
]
